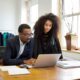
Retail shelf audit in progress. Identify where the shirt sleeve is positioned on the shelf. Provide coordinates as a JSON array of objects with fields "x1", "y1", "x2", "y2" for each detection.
[{"x1": 3, "y1": 39, "x2": 24, "y2": 65}]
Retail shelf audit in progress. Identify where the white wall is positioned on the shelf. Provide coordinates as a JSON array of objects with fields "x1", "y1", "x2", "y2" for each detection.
[
  {"x1": 0, "y1": 0, "x2": 22, "y2": 34},
  {"x1": 52, "y1": 0, "x2": 58, "y2": 15},
  {"x1": 27, "y1": 0, "x2": 38, "y2": 30},
  {"x1": 28, "y1": 0, "x2": 52, "y2": 30},
  {"x1": 38, "y1": 0, "x2": 52, "y2": 17},
  {"x1": 0, "y1": 0, "x2": 38, "y2": 34},
  {"x1": 0, "y1": 0, "x2": 58, "y2": 34},
  {"x1": 20, "y1": 0, "x2": 28, "y2": 24}
]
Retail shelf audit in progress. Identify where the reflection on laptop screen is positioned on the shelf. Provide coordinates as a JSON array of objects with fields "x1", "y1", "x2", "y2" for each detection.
[{"x1": 33, "y1": 54, "x2": 61, "y2": 68}]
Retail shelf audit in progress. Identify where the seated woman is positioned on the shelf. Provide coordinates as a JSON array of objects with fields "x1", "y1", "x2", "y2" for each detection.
[{"x1": 33, "y1": 13, "x2": 63, "y2": 59}]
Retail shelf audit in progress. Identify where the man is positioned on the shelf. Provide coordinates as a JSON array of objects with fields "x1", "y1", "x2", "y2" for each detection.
[{"x1": 3, "y1": 24, "x2": 34, "y2": 65}]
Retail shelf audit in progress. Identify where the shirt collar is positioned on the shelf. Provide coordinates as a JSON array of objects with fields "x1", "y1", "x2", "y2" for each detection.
[{"x1": 19, "y1": 38, "x2": 25, "y2": 45}]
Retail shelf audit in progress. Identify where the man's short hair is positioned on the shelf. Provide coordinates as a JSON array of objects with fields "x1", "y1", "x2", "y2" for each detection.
[{"x1": 18, "y1": 24, "x2": 31, "y2": 33}]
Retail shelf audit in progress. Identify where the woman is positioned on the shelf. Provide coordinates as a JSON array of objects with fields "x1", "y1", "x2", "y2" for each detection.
[{"x1": 33, "y1": 13, "x2": 63, "y2": 59}]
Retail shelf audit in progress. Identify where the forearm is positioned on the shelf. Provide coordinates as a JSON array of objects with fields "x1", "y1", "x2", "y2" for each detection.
[{"x1": 3, "y1": 59, "x2": 23, "y2": 65}]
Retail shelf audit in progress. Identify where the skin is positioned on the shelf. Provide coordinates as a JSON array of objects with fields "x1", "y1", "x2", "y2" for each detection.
[
  {"x1": 19, "y1": 28, "x2": 36, "y2": 65},
  {"x1": 23, "y1": 58, "x2": 36, "y2": 65},
  {"x1": 19, "y1": 28, "x2": 32, "y2": 43},
  {"x1": 44, "y1": 20, "x2": 52, "y2": 34}
]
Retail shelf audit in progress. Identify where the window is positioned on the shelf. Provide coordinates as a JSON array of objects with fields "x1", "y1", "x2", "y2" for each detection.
[
  {"x1": 52, "y1": 0, "x2": 58, "y2": 15},
  {"x1": 30, "y1": 4, "x2": 38, "y2": 31},
  {"x1": 62, "y1": 0, "x2": 80, "y2": 48}
]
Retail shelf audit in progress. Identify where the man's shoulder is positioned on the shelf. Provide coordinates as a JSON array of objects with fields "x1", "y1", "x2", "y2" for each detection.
[
  {"x1": 27, "y1": 38, "x2": 34, "y2": 46},
  {"x1": 8, "y1": 35, "x2": 19, "y2": 42},
  {"x1": 30, "y1": 38, "x2": 34, "y2": 41},
  {"x1": 30, "y1": 38, "x2": 34, "y2": 43}
]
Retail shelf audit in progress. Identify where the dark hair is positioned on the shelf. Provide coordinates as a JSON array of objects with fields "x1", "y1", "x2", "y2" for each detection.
[
  {"x1": 34, "y1": 13, "x2": 60, "y2": 38},
  {"x1": 18, "y1": 24, "x2": 31, "y2": 33}
]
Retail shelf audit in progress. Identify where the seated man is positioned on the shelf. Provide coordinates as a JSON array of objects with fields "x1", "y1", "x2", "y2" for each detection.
[{"x1": 3, "y1": 24, "x2": 34, "y2": 65}]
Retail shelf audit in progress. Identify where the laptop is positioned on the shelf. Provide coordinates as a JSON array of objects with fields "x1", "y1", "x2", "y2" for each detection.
[
  {"x1": 19, "y1": 54, "x2": 61, "y2": 68},
  {"x1": 33, "y1": 54, "x2": 61, "y2": 68}
]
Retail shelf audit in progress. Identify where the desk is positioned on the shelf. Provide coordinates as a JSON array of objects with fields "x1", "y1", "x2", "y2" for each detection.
[{"x1": 0, "y1": 66, "x2": 80, "y2": 80}]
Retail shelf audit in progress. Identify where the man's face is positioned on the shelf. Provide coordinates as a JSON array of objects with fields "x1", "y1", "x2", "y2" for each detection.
[{"x1": 19, "y1": 28, "x2": 32, "y2": 43}]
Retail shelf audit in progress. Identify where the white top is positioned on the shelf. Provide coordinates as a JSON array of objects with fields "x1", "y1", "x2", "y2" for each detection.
[{"x1": 16, "y1": 38, "x2": 26, "y2": 59}]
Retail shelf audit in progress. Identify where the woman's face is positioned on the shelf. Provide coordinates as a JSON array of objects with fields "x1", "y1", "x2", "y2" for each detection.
[{"x1": 44, "y1": 20, "x2": 52, "y2": 33}]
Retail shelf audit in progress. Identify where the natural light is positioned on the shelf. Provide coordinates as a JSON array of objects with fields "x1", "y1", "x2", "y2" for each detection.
[
  {"x1": 30, "y1": 4, "x2": 38, "y2": 30},
  {"x1": 62, "y1": 0, "x2": 80, "y2": 49}
]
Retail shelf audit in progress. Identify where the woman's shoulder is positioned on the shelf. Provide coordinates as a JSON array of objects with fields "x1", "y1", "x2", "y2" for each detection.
[
  {"x1": 54, "y1": 37, "x2": 59, "y2": 41},
  {"x1": 51, "y1": 37, "x2": 60, "y2": 45}
]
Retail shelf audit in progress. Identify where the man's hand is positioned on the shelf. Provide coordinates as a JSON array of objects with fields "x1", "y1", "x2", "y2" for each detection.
[{"x1": 23, "y1": 58, "x2": 36, "y2": 65}]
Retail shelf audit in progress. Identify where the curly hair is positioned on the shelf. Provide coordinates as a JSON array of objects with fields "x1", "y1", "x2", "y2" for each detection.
[{"x1": 34, "y1": 13, "x2": 60, "y2": 39}]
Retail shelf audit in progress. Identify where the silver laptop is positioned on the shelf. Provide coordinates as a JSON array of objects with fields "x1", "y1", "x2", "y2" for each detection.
[{"x1": 33, "y1": 54, "x2": 61, "y2": 68}]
